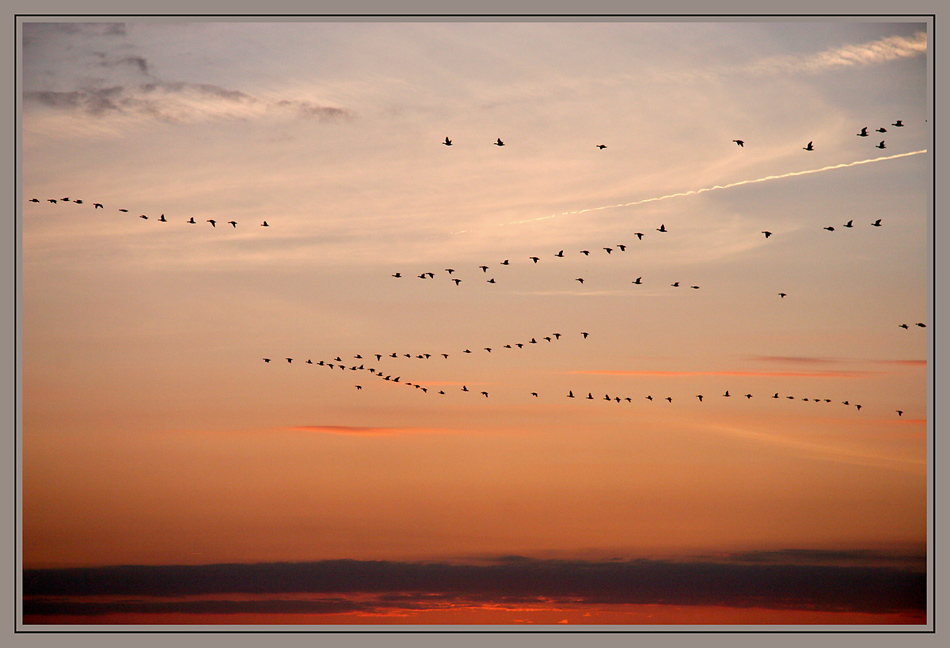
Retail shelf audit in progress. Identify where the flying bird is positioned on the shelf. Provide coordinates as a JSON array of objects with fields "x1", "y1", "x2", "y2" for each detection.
[
  {"x1": 580, "y1": 250, "x2": 589, "y2": 256},
  {"x1": 29, "y1": 198, "x2": 39, "y2": 203},
  {"x1": 445, "y1": 268, "x2": 455, "y2": 274},
  {"x1": 876, "y1": 127, "x2": 887, "y2": 133},
  {"x1": 480, "y1": 265, "x2": 489, "y2": 272},
  {"x1": 657, "y1": 224, "x2": 667, "y2": 232},
  {"x1": 47, "y1": 199, "x2": 57, "y2": 203},
  {"x1": 779, "y1": 292, "x2": 787, "y2": 298},
  {"x1": 604, "y1": 247, "x2": 613, "y2": 254},
  {"x1": 207, "y1": 219, "x2": 216, "y2": 227},
  {"x1": 261, "y1": 221, "x2": 269, "y2": 227},
  {"x1": 897, "y1": 410, "x2": 903, "y2": 417},
  {"x1": 844, "y1": 220, "x2": 853, "y2": 228},
  {"x1": 487, "y1": 278, "x2": 496, "y2": 283},
  {"x1": 876, "y1": 141, "x2": 886, "y2": 149},
  {"x1": 93, "y1": 203, "x2": 103, "y2": 209},
  {"x1": 733, "y1": 139, "x2": 744, "y2": 147},
  {"x1": 263, "y1": 358, "x2": 271, "y2": 363},
  {"x1": 617, "y1": 244, "x2": 626, "y2": 251},
  {"x1": 803, "y1": 141, "x2": 814, "y2": 151},
  {"x1": 576, "y1": 278, "x2": 584, "y2": 284},
  {"x1": 452, "y1": 278, "x2": 461, "y2": 285},
  {"x1": 762, "y1": 231, "x2": 772, "y2": 238},
  {"x1": 74, "y1": 199, "x2": 82, "y2": 204},
  {"x1": 723, "y1": 390, "x2": 731, "y2": 397},
  {"x1": 892, "y1": 120, "x2": 904, "y2": 127},
  {"x1": 286, "y1": 358, "x2": 293, "y2": 363},
  {"x1": 916, "y1": 322, "x2": 927, "y2": 328},
  {"x1": 501, "y1": 260, "x2": 509, "y2": 265},
  {"x1": 118, "y1": 208, "x2": 128, "y2": 212},
  {"x1": 697, "y1": 395, "x2": 703, "y2": 402},
  {"x1": 494, "y1": 138, "x2": 504, "y2": 146},
  {"x1": 530, "y1": 256, "x2": 540, "y2": 263},
  {"x1": 634, "y1": 232, "x2": 644, "y2": 240},
  {"x1": 671, "y1": 282, "x2": 680, "y2": 287},
  {"x1": 645, "y1": 395, "x2": 653, "y2": 401},
  {"x1": 140, "y1": 214, "x2": 148, "y2": 220},
  {"x1": 632, "y1": 277, "x2": 642, "y2": 284},
  {"x1": 581, "y1": 332, "x2": 589, "y2": 339},
  {"x1": 597, "y1": 144, "x2": 607, "y2": 149},
  {"x1": 158, "y1": 214, "x2": 167, "y2": 222},
  {"x1": 666, "y1": 397, "x2": 673, "y2": 403},
  {"x1": 392, "y1": 272, "x2": 402, "y2": 278},
  {"x1": 690, "y1": 285, "x2": 700, "y2": 289},
  {"x1": 824, "y1": 226, "x2": 835, "y2": 232},
  {"x1": 481, "y1": 391, "x2": 489, "y2": 398},
  {"x1": 443, "y1": 137, "x2": 452, "y2": 146},
  {"x1": 568, "y1": 391, "x2": 575, "y2": 398},
  {"x1": 228, "y1": 220, "x2": 237, "y2": 227},
  {"x1": 871, "y1": 219, "x2": 882, "y2": 226},
  {"x1": 857, "y1": 127, "x2": 869, "y2": 137},
  {"x1": 555, "y1": 250, "x2": 564, "y2": 257},
  {"x1": 186, "y1": 217, "x2": 197, "y2": 224}
]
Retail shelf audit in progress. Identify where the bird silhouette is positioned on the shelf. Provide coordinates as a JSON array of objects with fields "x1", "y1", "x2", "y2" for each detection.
[
  {"x1": 576, "y1": 278, "x2": 584, "y2": 284},
  {"x1": 501, "y1": 260, "x2": 509, "y2": 265},
  {"x1": 634, "y1": 232, "x2": 644, "y2": 240},
  {"x1": 47, "y1": 199, "x2": 57, "y2": 203},
  {"x1": 74, "y1": 199, "x2": 82, "y2": 204},
  {"x1": 453, "y1": 278, "x2": 461, "y2": 285},
  {"x1": 479, "y1": 265, "x2": 489, "y2": 272},
  {"x1": 666, "y1": 397, "x2": 673, "y2": 403},
  {"x1": 286, "y1": 358, "x2": 293, "y2": 363},
  {"x1": 158, "y1": 214, "x2": 167, "y2": 222},
  {"x1": 481, "y1": 391, "x2": 489, "y2": 398},
  {"x1": 916, "y1": 322, "x2": 927, "y2": 328},
  {"x1": 556, "y1": 250, "x2": 564, "y2": 257},
  {"x1": 61, "y1": 197, "x2": 69, "y2": 202},
  {"x1": 261, "y1": 221, "x2": 269, "y2": 227},
  {"x1": 723, "y1": 390, "x2": 731, "y2": 397},
  {"x1": 444, "y1": 137, "x2": 452, "y2": 146},
  {"x1": 208, "y1": 219, "x2": 216, "y2": 227},
  {"x1": 93, "y1": 202, "x2": 103, "y2": 209},
  {"x1": 263, "y1": 358, "x2": 271, "y2": 363},
  {"x1": 804, "y1": 141, "x2": 814, "y2": 151},
  {"x1": 733, "y1": 140, "x2": 744, "y2": 147},
  {"x1": 657, "y1": 224, "x2": 667, "y2": 232},
  {"x1": 691, "y1": 285, "x2": 700, "y2": 289},
  {"x1": 487, "y1": 278, "x2": 496, "y2": 283},
  {"x1": 745, "y1": 394, "x2": 753, "y2": 399},
  {"x1": 462, "y1": 385, "x2": 469, "y2": 391},
  {"x1": 779, "y1": 292, "x2": 787, "y2": 298},
  {"x1": 645, "y1": 395, "x2": 653, "y2": 401},
  {"x1": 844, "y1": 220, "x2": 853, "y2": 228},
  {"x1": 568, "y1": 390, "x2": 575, "y2": 398},
  {"x1": 857, "y1": 127, "x2": 869, "y2": 137},
  {"x1": 186, "y1": 217, "x2": 196, "y2": 224},
  {"x1": 140, "y1": 214, "x2": 148, "y2": 220},
  {"x1": 29, "y1": 198, "x2": 39, "y2": 203},
  {"x1": 856, "y1": 404, "x2": 862, "y2": 411},
  {"x1": 632, "y1": 277, "x2": 642, "y2": 284},
  {"x1": 597, "y1": 144, "x2": 607, "y2": 149},
  {"x1": 228, "y1": 220, "x2": 237, "y2": 227},
  {"x1": 671, "y1": 282, "x2": 680, "y2": 287},
  {"x1": 697, "y1": 395, "x2": 703, "y2": 402},
  {"x1": 892, "y1": 120, "x2": 904, "y2": 127},
  {"x1": 897, "y1": 410, "x2": 903, "y2": 417},
  {"x1": 762, "y1": 231, "x2": 772, "y2": 238},
  {"x1": 824, "y1": 226, "x2": 835, "y2": 232},
  {"x1": 876, "y1": 141, "x2": 886, "y2": 149},
  {"x1": 484, "y1": 347, "x2": 492, "y2": 353},
  {"x1": 617, "y1": 244, "x2": 626, "y2": 251},
  {"x1": 494, "y1": 138, "x2": 504, "y2": 146},
  {"x1": 355, "y1": 385, "x2": 362, "y2": 390},
  {"x1": 445, "y1": 268, "x2": 455, "y2": 274},
  {"x1": 118, "y1": 208, "x2": 128, "y2": 212},
  {"x1": 553, "y1": 333, "x2": 561, "y2": 339},
  {"x1": 530, "y1": 257, "x2": 540, "y2": 263},
  {"x1": 580, "y1": 250, "x2": 589, "y2": 256},
  {"x1": 871, "y1": 219, "x2": 882, "y2": 226},
  {"x1": 877, "y1": 127, "x2": 887, "y2": 133},
  {"x1": 604, "y1": 247, "x2": 613, "y2": 254},
  {"x1": 581, "y1": 332, "x2": 589, "y2": 339},
  {"x1": 392, "y1": 272, "x2": 401, "y2": 278},
  {"x1": 773, "y1": 393, "x2": 779, "y2": 398}
]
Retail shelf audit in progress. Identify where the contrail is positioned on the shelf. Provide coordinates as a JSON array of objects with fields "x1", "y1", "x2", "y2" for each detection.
[{"x1": 500, "y1": 149, "x2": 927, "y2": 228}]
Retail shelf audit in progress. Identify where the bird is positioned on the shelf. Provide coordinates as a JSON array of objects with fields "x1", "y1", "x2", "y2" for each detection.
[
  {"x1": 871, "y1": 219, "x2": 882, "y2": 227},
  {"x1": 29, "y1": 198, "x2": 39, "y2": 203},
  {"x1": 916, "y1": 322, "x2": 927, "y2": 328},
  {"x1": 723, "y1": 390, "x2": 731, "y2": 397},
  {"x1": 804, "y1": 141, "x2": 814, "y2": 151},
  {"x1": 697, "y1": 395, "x2": 703, "y2": 402},
  {"x1": 690, "y1": 285, "x2": 700, "y2": 289},
  {"x1": 899, "y1": 323, "x2": 909, "y2": 329},
  {"x1": 186, "y1": 217, "x2": 196, "y2": 224},
  {"x1": 529, "y1": 257, "x2": 540, "y2": 263},
  {"x1": 442, "y1": 353, "x2": 449, "y2": 359},
  {"x1": 773, "y1": 393, "x2": 779, "y2": 398},
  {"x1": 856, "y1": 404, "x2": 862, "y2": 411},
  {"x1": 47, "y1": 199, "x2": 57, "y2": 204},
  {"x1": 207, "y1": 219, "x2": 216, "y2": 227},
  {"x1": 445, "y1": 268, "x2": 455, "y2": 274},
  {"x1": 857, "y1": 127, "x2": 869, "y2": 137},
  {"x1": 286, "y1": 358, "x2": 293, "y2": 363},
  {"x1": 481, "y1": 391, "x2": 489, "y2": 398},
  {"x1": 666, "y1": 397, "x2": 673, "y2": 403},
  {"x1": 604, "y1": 247, "x2": 613, "y2": 254},
  {"x1": 576, "y1": 278, "x2": 584, "y2": 284},
  {"x1": 671, "y1": 282, "x2": 680, "y2": 287},
  {"x1": 597, "y1": 144, "x2": 607, "y2": 149},
  {"x1": 568, "y1": 391, "x2": 575, "y2": 398},
  {"x1": 479, "y1": 265, "x2": 489, "y2": 273},
  {"x1": 261, "y1": 221, "x2": 269, "y2": 227},
  {"x1": 484, "y1": 347, "x2": 492, "y2": 353},
  {"x1": 462, "y1": 385, "x2": 469, "y2": 391},
  {"x1": 118, "y1": 208, "x2": 128, "y2": 212},
  {"x1": 93, "y1": 203, "x2": 103, "y2": 209},
  {"x1": 645, "y1": 395, "x2": 653, "y2": 401},
  {"x1": 487, "y1": 278, "x2": 495, "y2": 284},
  {"x1": 587, "y1": 393, "x2": 594, "y2": 400},
  {"x1": 632, "y1": 277, "x2": 642, "y2": 285},
  {"x1": 581, "y1": 332, "x2": 589, "y2": 339},
  {"x1": 876, "y1": 141, "x2": 886, "y2": 149},
  {"x1": 580, "y1": 250, "x2": 589, "y2": 256},
  {"x1": 779, "y1": 292, "x2": 787, "y2": 298},
  {"x1": 443, "y1": 137, "x2": 452, "y2": 146},
  {"x1": 824, "y1": 226, "x2": 835, "y2": 232},
  {"x1": 876, "y1": 127, "x2": 887, "y2": 133},
  {"x1": 228, "y1": 220, "x2": 237, "y2": 227},
  {"x1": 494, "y1": 138, "x2": 504, "y2": 146},
  {"x1": 617, "y1": 244, "x2": 626, "y2": 252},
  {"x1": 452, "y1": 278, "x2": 461, "y2": 285},
  {"x1": 392, "y1": 272, "x2": 401, "y2": 278},
  {"x1": 897, "y1": 410, "x2": 903, "y2": 417},
  {"x1": 74, "y1": 199, "x2": 82, "y2": 204},
  {"x1": 634, "y1": 232, "x2": 644, "y2": 240},
  {"x1": 553, "y1": 333, "x2": 561, "y2": 339},
  {"x1": 263, "y1": 358, "x2": 271, "y2": 363},
  {"x1": 158, "y1": 214, "x2": 167, "y2": 222},
  {"x1": 844, "y1": 220, "x2": 853, "y2": 228},
  {"x1": 733, "y1": 139, "x2": 744, "y2": 147},
  {"x1": 892, "y1": 120, "x2": 904, "y2": 127},
  {"x1": 61, "y1": 197, "x2": 69, "y2": 202},
  {"x1": 501, "y1": 260, "x2": 509, "y2": 265},
  {"x1": 140, "y1": 214, "x2": 148, "y2": 220},
  {"x1": 762, "y1": 231, "x2": 772, "y2": 238},
  {"x1": 745, "y1": 394, "x2": 753, "y2": 399},
  {"x1": 555, "y1": 250, "x2": 564, "y2": 257},
  {"x1": 657, "y1": 224, "x2": 667, "y2": 232},
  {"x1": 355, "y1": 385, "x2": 362, "y2": 390},
  {"x1": 418, "y1": 273, "x2": 427, "y2": 279},
  {"x1": 426, "y1": 272, "x2": 434, "y2": 278},
  {"x1": 464, "y1": 349, "x2": 472, "y2": 354}
]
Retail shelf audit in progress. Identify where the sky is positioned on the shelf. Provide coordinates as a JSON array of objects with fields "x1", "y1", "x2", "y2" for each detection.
[{"x1": 18, "y1": 18, "x2": 931, "y2": 627}]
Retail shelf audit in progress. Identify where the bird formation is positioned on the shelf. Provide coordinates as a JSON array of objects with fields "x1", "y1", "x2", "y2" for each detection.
[{"x1": 27, "y1": 195, "x2": 272, "y2": 229}]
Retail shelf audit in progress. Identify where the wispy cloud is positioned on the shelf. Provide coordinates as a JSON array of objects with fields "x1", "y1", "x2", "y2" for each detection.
[
  {"x1": 746, "y1": 31, "x2": 927, "y2": 76},
  {"x1": 288, "y1": 425, "x2": 449, "y2": 436},
  {"x1": 569, "y1": 369, "x2": 879, "y2": 379}
]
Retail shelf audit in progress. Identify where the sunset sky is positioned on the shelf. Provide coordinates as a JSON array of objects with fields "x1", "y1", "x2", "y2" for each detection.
[{"x1": 18, "y1": 16, "x2": 931, "y2": 627}]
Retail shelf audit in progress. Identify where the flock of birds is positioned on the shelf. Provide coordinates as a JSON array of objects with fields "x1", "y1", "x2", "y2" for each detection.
[
  {"x1": 27, "y1": 122, "x2": 923, "y2": 421},
  {"x1": 27, "y1": 196, "x2": 271, "y2": 229}
]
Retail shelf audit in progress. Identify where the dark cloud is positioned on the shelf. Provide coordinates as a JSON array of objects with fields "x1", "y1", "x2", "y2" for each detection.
[
  {"x1": 22, "y1": 554, "x2": 926, "y2": 617},
  {"x1": 24, "y1": 87, "x2": 125, "y2": 115}
]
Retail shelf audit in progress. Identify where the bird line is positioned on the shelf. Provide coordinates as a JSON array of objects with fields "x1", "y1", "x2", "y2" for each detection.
[{"x1": 452, "y1": 149, "x2": 926, "y2": 233}]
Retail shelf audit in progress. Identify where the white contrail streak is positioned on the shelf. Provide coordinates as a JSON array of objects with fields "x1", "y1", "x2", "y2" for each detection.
[{"x1": 499, "y1": 149, "x2": 927, "y2": 229}]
